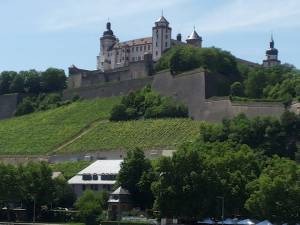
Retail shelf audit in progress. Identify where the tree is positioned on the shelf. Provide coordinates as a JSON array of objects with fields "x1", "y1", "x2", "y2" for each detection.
[
  {"x1": 152, "y1": 141, "x2": 263, "y2": 219},
  {"x1": 52, "y1": 176, "x2": 76, "y2": 208},
  {"x1": 17, "y1": 162, "x2": 56, "y2": 220},
  {"x1": 230, "y1": 82, "x2": 243, "y2": 96},
  {"x1": 117, "y1": 148, "x2": 154, "y2": 209},
  {"x1": 41, "y1": 68, "x2": 66, "y2": 92},
  {"x1": 9, "y1": 75, "x2": 24, "y2": 93},
  {"x1": 75, "y1": 190, "x2": 107, "y2": 225},
  {"x1": 23, "y1": 70, "x2": 41, "y2": 94},
  {"x1": 15, "y1": 97, "x2": 35, "y2": 116},
  {"x1": 245, "y1": 157, "x2": 300, "y2": 223},
  {"x1": 0, "y1": 71, "x2": 16, "y2": 94}
]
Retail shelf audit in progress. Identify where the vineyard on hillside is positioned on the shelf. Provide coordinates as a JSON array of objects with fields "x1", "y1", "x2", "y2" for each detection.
[
  {"x1": 0, "y1": 97, "x2": 121, "y2": 155},
  {"x1": 60, "y1": 119, "x2": 203, "y2": 153}
]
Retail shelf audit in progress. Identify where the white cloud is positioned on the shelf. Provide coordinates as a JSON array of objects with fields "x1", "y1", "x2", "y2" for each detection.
[
  {"x1": 41, "y1": 0, "x2": 185, "y2": 31},
  {"x1": 189, "y1": 0, "x2": 300, "y2": 34}
]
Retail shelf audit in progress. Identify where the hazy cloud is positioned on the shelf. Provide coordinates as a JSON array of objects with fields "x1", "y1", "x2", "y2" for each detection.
[
  {"x1": 41, "y1": 0, "x2": 185, "y2": 31},
  {"x1": 191, "y1": 0, "x2": 300, "y2": 33}
]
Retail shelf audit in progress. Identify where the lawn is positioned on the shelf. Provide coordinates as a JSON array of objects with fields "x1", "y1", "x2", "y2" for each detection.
[
  {"x1": 0, "y1": 97, "x2": 120, "y2": 155},
  {"x1": 60, "y1": 119, "x2": 203, "y2": 153}
]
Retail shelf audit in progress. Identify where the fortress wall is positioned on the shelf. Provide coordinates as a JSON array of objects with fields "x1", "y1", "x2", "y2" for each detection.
[
  {"x1": 63, "y1": 77, "x2": 153, "y2": 100},
  {"x1": 152, "y1": 69, "x2": 206, "y2": 119},
  {"x1": 0, "y1": 94, "x2": 18, "y2": 120},
  {"x1": 231, "y1": 102, "x2": 284, "y2": 118},
  {"x1": 198, "y1": 100, "x2": 285, "y2": 122}
]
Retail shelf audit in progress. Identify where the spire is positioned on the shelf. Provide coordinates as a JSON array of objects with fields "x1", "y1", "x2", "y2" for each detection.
[{"x1": 270, "y1": 33, "x2": 274, "y2": 49}]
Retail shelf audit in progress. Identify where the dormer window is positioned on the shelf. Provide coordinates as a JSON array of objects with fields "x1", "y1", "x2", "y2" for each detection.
[
  {"x1": 93, "y1": 173, "x2": 98, "y2": 180},
  {"x1": 82, "y1": 174, "x2": 92, "y2": 180}
]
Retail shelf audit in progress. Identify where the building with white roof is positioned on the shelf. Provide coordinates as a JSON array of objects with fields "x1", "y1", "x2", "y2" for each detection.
[{"x1": 68, "y1": 160, "x2": 123, "y2": 197}]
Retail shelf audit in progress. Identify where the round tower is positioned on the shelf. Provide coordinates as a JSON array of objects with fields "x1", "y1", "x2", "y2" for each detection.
[
  {"x1": 97, "y1": 22, "x2": 117, "y2": 70},
  {"x1": 186, "y1": 27, "x2": 202, "y2": 48}
]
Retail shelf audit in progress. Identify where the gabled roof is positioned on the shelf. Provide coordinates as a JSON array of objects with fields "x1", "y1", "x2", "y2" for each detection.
[
  {"x1": 112, "y1": 186, "x2": 130, "y2": 195},
  {"x1": 79, "y1": 160, "x2": 123, "y2": 175},
  {"x1": 187, "y1": 30, "x2": 201, "y2": 40}
]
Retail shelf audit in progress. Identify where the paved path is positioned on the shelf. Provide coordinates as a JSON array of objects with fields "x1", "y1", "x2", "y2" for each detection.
[{"x1": 50, "y1": 119, "x2": 109, "y2": 155}]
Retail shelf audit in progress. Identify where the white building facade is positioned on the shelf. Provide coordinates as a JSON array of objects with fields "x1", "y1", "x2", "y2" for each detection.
[
  {"x1": 68, "y1": 160, "x2": 123, "y2": 197},
  {"x1": 97, "y1": 15, "x2": 202, "y2": 71}
]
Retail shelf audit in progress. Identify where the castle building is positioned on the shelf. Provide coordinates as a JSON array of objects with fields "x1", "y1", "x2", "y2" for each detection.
[
  {"x1": 97, "y1": 15, "x2": 202, "y2": 71},
  {"x1": 262, "y1": 35, "x2": 281, "y2": 68}
]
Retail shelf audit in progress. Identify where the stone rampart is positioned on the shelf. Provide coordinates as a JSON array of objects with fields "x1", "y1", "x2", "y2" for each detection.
[{"x1": 0, "y1": 93, "x2": 18, "y2": 120}]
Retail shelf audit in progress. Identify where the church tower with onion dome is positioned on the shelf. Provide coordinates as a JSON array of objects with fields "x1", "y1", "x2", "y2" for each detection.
[
  {"x1": 152, "y1": 13, "x2": 172, "y2": 61},
  {"x1": 262, "y1": 35, "x2": 281, "y2": 68},
  {"x1": 186, "y1": 27, "x2": 202, "y2": 48}
]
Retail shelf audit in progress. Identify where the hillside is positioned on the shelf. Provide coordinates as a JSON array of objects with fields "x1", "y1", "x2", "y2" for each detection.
[
  {"x1": 59, "y1": 119, "x2": 203, "y2": 153},
  {"x1": 0, "y1": 97, "x2": 203, "y2": 155},
  {"x1": 0, "y1": 97, "x2": 121, "y2": 155}
]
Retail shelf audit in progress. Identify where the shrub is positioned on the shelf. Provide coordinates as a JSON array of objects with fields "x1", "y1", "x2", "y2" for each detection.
[
  {"x1": 230, "y1": 82, "x2": 243, "y2": 96},
  {"x1": 110, "y1": 87, "x2": 188, "y2": 121}
]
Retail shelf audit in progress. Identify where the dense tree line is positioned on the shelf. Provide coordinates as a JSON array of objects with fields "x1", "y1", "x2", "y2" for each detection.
[
  {"x1": 0, "y1": 68, "x2": 67, "y2": 95},
  {"x1": 117, "y1": 113, "x2": 300, "y2": 224},
  {"x1": 110, "y1": 86, "x2": 188, "y2": 121},
  {"x1": 200, "y1": 111, "x2": 300, "y2": 159},
  {"x1": 232, "y1": 64, "x2": 300, "y2": 104},
  {"x1": 15, "y1": 93, "x2": 79, "y2": 116},
  {"x1": 156, "y1": 45, "x2": 300, "y2": 104},
  {"x1": 0, "y1": 162, "x2": 75, "y2": 222}
]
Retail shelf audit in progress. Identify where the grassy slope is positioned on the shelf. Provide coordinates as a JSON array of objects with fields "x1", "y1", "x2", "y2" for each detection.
[
  {"x1": 0, "y1": 97, "x2": 120, "y2": 155},
  {"x1": 50, "y1": 160, "x2": 91, "y2": 179},
  {"x1": 60, "y1": 119, "x2": 203, "y2": 153}
]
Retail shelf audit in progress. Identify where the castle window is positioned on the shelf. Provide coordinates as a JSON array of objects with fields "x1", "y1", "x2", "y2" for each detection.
[
  {"x1": 138, "y1": 56, "x2": 141, "y2": 60},
  {"x1": 136, "y1": 46, "x2": 138, "y2": 51},
  {"x1": 165, "y1": 42, "x2": 168, "y2": 47},
  {"x1": 165, "y1": 34, "x2": 168, "y2": 39},
  {"x1": 156, "y1": 34, "x2": 158, "y2": 39},
  {"x1": 126, "y1": 57, "x2": 129, "y2": 60},
  {"x1": 144, "y1": 45, "x2": 146, "y2": 51},
  {"x1": 148, "y1": 45, "x2": 150, "y2": 50},
  {"x1": 127, "y1": 49, "x2": 130, "y2": 53},
  {"x1": 132, "y1": 47, "x2": 134, "y2": 52},
  {"x1": 116, "y1": 51, "x2": 119, "y2": 55},
  {"x1": 132, "y1": 57, "x2": 135, "y2": 61},
  {"x1": 156, "y1": 51, "x2": 158, "y2": 56},
  {"x1": 156, "y1": 42, "x2": 158, "y2": 47},
  {"x1": 140, "y1": 46, "x2": 142, "y2": 51}
]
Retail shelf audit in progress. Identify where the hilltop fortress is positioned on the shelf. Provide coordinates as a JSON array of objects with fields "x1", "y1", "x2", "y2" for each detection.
[
  {"x1": 63, "y1": 14, "x2": 300, "y2": 122},
  {"x1": 1, "y1": 15, "x2": 298, "y2": 121},
  {"x1": 68, "y1": 14, "x2": 281, "y2": 89}
]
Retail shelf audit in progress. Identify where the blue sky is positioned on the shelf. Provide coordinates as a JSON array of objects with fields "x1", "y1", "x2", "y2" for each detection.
[{"x1": 1, "y1": 0, "x2": 300, "y2": 74}]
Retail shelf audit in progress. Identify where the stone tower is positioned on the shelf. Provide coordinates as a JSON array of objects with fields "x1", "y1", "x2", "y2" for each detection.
[
  {"x1": 97, "y1": 22, "x2": 117, "y2": 71},
  {"x1": 186, "y1": 27, "x2": 202, "y2": 48},
  {"x1": 263, "y1": 35, "x2": 281, "y2": 68},
  {"x1": 152, "y1": 14, "x2": 172, "y2": 61}
]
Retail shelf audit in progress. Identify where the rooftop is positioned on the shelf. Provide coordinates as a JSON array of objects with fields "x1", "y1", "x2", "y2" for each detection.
[
  {"x1": 79, "y1": 159, "x2": 122, "y2": 175},
  {"x1": 114, "y1": 37, "x2": 152, "y2": 48}
]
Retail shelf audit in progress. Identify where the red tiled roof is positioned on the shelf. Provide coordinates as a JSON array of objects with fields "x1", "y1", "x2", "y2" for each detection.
[{"x1": 114, "y1": 37, "x2": 152, "y2": 48}]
